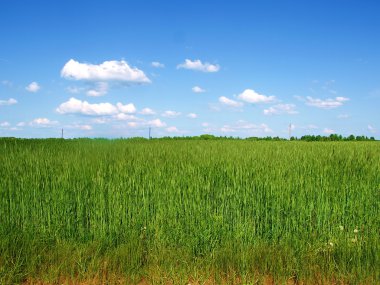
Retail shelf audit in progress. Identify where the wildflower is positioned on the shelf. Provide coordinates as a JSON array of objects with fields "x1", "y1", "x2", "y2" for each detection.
[
  {"x1": 354, "y1": 228, "x2": 359, "y2": 234},
  {"x1": 339, "y1": 225, "x2": 344, "y2": 231},
  {"x1": 329, "y1": 242, "x2": 334, "y2": 247}
]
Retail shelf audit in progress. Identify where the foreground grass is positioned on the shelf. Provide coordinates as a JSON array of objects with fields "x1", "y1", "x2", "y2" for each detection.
[{"x1": 0, "y1": 138, "x2": 379, "y2": 284}]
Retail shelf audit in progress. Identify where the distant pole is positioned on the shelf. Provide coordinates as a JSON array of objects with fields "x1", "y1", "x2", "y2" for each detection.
[
  {"x1": 288, "y1": 123, "x2": 291, "y2": 140},
  {"x1": 61, "y1": 128, "x2": 64, "y2": 139},
  {"x1": 148, "y1": 127, "x2": 151, "y2": 139}
]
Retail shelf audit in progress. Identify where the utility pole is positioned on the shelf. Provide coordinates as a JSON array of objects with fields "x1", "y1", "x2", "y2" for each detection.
[
  {"x1": 288, "y1": 123, "x2": 292, "y2": 140},
  {"x1": 148, "y1": 127, "x2": 151, "y2": 139},
  {"x1": 61, "y1": 128, "x2": 64, "y2": 139}
]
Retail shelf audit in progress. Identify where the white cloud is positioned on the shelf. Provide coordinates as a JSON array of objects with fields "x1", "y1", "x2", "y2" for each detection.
[
  {"x1": 0, "y1": 121, "x2": 10, "y2": 127},
  {"x1": 86, "y1": 82, "x2": 108, "y2": 97},
  {"x1": 166, "y1": 126, "x2": 180, "y2": 133},
  {"x1": 237, "y1": 89, "x2": 275, "y2": 104},
  {"x1": 162, "y1": 110, "x2": 181, "y2": 118},
  {"x1": 68, "y1": 124, "x2": 93, "y2": 130},
  {"x1": 92, "y1": 117, "x2": 109, "y2": 124},
  {"x1": 201, "y1": 122, "x2": 210, "y2": 127},
  {"x1": 0, "y1": 98, "x2": 17, "y2": 106},
  {"x1": 219, "y1": 96, "x2": 243, "y2": 108},
  {"x1": 127, "y1": 122, "x2": 138, "y2": 128},
  {"x1": 57, "y1": 97, "x2": 137, "y2": 117},
  {"x1": 177, "y1": 59, "x2": 220, "y2": 72},
  {"x1": 264, "y1": 104, "x2": 298, "y2": 115},
  {"x1": 151, "y1": 61, "x2": 165, "y2": 68},
  {"x1": 114, "y1": 117, "x2": 166, "y2": 129},
  {"x1": 148, "y1": 119, "x2": 166, "y2": 128},
  {"x1": 187, "y1": 113, "x2": 197, "y2": 119},
  {"x1": 61, "y1": 59, "x2": 150, "y2": 83},
  {"x1": 192, "y1": 86, "x2": 206, "y2": 93},
  {"x1": 25, "y1": 81, "x2": 40, "y2": 93},
  {"x1": 77, "y1": 124, "x2": 92, "y2": 130},
  {"x1": 323, "y1": 128, "x2": 336, "y2": 134},
  {"x1": 140, "y1": 108, "x2": 156, "y2": 115},
  {"x1": 17, "y1": 122, "x2": 26, "y2": 127},
  {"x1": 305, "y1": 96, "x2": 349, "y2": 109},
  {"x1": 113, "y1": 113, "x2": 138, "y2": 121},
  {"x1": 221, "y1": 120, "x2": 272, "y2": 134},
  {"x1": 30, "y1": 118, "x2": 58, "y2": 127},
  {"x1": 368, "y1": 125, "x2": 377, "y2": 133},
  {"x1": 116, "y1": 102, "x2": 136, "y2": 114},
  {"x1": 56, "y1": 97, "x2": 118, "y2": 116}
]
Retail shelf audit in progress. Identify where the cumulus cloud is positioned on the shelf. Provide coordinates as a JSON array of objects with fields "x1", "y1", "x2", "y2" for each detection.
[
  {"x1": 77, "y1": 125, "x2": 92, "y2": 130},
  {"x1": 148, "y1": 119, "x2": 166, "y2": 128},
  {"x1": 305, "y1": 96, "x2": 349, "y2": 109},
  {"x1": 162, "y1": 110, "x2": 181, "y2": 118},
  {"x1": 30, "y1": 118, "x2": 58, "y2": 127},
  {"x1": 264, "y1": 104, "x2": 298, "y2": 115},
  {"x1": 323, "y1": 128, "x2": 336, "y2": 134},
  {"x1": 192, "y1": 86, "x2": 206, "y2": 93},
  {"x1": 221, "y1": 120, "x2": 272, "y2": 134},
  {"x1": 117, "y1": 118, "x2": 167, "y2": 128},
  {"x1": 86, "y1": 82, "x2": 108, "y2": 97},
  {"x1": 0, "y1": 98, "x2": 17, "y2": 106},
  {"x1": 116, "y1": 102, "x2": 136, "y2": 114},
  {"x1": 0, "y1": 121, "x2": 10, "y2": 127},
  {"x1": 56, "y1": 97, "x2": 118, "y2": 116},
  {"x1": 187, "y1": 113, "x2": 197, "y2": 119},
  {"x1": 151, "y1": 61, "x2": 165, "y2": 68},
  {"x1": 61, "y1": 59, "x2": 150, "y2": 83},
  {"x1": 219, "y1": 96, "x2": 243, "y2": 108},
  {"x1": 237, "y1": 89, "x2": 275, "y2": 104},
  {"x1": 139, "y1": 108, "x2": 156, "y2": 115},
  {"x1": 56, "y1": 98, "x2": 138, "y2": 116},
  {"x1": 68, "y1": 124, "x2": 93, "y2": 130},
  {"x1": 113, "y1": 113, "x2": 138, "y2": 121},
  {"x1": 166, "y1": 126, "x2": 180, "y2": 133},
  {"x1": 25, "y1": 82, "x2": 40, "y2": 92},
  {"x1": 177, "y1": 59, "x2": 220, "y2": 72},
  {"x1": 127, "y1": 122, "x2": 138, "y2": 128}
]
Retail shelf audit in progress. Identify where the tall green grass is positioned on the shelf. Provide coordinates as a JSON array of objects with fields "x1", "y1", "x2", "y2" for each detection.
[{"x1": 0, "y1": 138, "x2": 379, "y2": 283}]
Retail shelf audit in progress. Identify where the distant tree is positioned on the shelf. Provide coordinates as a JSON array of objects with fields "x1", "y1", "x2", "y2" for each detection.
[{"x1": 348, "y1": 135, "x2": 355, "y2": 141}]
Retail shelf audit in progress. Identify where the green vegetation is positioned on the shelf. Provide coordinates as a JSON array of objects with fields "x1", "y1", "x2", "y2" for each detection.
[{"x1": 0, "y1": 138, "x2": 379, "y2": 284}]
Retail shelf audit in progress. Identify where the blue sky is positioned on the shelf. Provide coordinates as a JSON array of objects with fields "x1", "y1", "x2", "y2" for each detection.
[{"x1": 0, "y1": 0, "x2": 379, "y2": 138}]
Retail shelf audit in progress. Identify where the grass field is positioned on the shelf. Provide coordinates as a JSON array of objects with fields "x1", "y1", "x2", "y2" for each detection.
[{"x1": 0, "y1": 138, "x2": 379, "y2": 284}]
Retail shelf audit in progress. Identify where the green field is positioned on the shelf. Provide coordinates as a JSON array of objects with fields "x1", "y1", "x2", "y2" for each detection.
[{"x1": 0, "y1": 138, "x2": 379, "y2": 284}]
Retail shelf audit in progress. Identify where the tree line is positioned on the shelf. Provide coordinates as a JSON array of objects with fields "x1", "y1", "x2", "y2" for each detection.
[{"x1": 0, "y1": 134, "x2": 377, "y2": 142}]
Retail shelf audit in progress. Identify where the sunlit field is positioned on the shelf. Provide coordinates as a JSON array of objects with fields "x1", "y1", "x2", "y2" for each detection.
[{"x1": 0, "y1": 138, "x2": 379, "y2": 284}]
